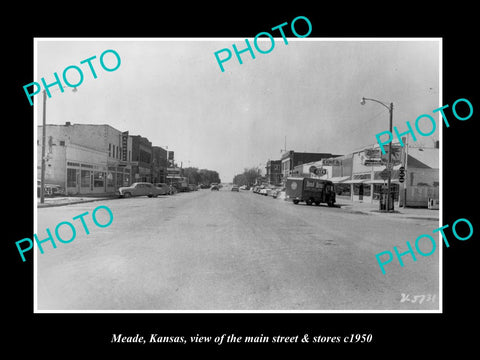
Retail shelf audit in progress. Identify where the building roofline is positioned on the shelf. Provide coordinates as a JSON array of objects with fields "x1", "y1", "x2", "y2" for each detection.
[{"x1": 37, "y1": 123, "x2": 127, "y2": 133}]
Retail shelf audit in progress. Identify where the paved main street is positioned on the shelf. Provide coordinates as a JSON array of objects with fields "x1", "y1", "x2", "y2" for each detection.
[{"x1": 36, "y1": 189, "x2": 440, "y2": 311}]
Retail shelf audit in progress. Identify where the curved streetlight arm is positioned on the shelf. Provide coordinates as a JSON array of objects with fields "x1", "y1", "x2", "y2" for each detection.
[
  {"x1": 361, "y1": 97, "x2": 392, "y2": 112},
  {"x1": 360, "y1": 96, "x2": 395, "y2": 212}
]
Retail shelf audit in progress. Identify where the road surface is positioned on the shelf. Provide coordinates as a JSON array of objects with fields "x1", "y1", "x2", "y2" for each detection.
[{"x1": 36, "y1": 189, "x2": 440, "y2": 311}]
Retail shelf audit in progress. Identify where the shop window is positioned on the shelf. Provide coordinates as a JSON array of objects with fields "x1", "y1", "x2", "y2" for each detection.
[
  {"x1": 363, "y1": 184, "x2": 371, "y2": 196},
  {"x1": 67, "y1": 168, "x2": 76, "y2": 187},
  {"x1": 373, "y1": 183, "x2": 398, "y2": 200},
  {"x1": 81, "y1": 170, "x2": 90, "y2": 187},
  {"x1": 373, "y1": 184, "x2": 383, "y2": 200},
  {"x1": 353, "y1": 183, "x2": 371, "y2": 196},
  {"x1": 116, "y1": 172, "x2": 123, "y2": 188},
  {"x1": 93, "y1": 171, "x2": 104, "y2": 188},
  {"x1": 107, "y1": 172, "x2": 115, "y2": 187}
]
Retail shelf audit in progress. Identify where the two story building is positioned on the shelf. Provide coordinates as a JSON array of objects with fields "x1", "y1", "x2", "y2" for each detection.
[{"x1": 37, "y1": 122, "x2": 133, "y2": 195}]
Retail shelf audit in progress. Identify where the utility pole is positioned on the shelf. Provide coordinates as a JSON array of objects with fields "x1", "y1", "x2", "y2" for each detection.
[
  {"x1": 39, "y1": 86, "x2": 77, "y2": 204},
  {"x1": 361, "y1": 97, "x2": 394, "y2": 212},
  {"x1": 404, "y1": 133, "x2": 409, "y2": 208},
  {"x1": 387, "y1": 102, "x2": 393, "y2": 212},
  {"x1": 281, "y1": 136, "x2": 287, "y2": 153},
  {"x1": 40, "y1": 90, "x2": 47, "y2": 204}
]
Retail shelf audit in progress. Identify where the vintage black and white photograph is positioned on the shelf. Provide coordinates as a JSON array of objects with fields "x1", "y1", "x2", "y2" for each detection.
[{"x1": 33, "y1": 38, "x2": 441, "y2": 312}]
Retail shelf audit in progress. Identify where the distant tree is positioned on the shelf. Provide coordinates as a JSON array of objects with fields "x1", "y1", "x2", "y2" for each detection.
[
  {"x1": 233, "y1": 173, "x2": 247, "y2": 186},
  {"x1": 233, "y1": 167, "x2": 261, "y2": 186},
  {"x1": 182, "y1": 167, "x2": 220, "y2": 185},
  {"x1": 198, "y1": 169, "x2": 221, "y2": 185}
]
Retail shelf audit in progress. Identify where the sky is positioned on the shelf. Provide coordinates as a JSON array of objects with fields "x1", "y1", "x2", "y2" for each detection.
[{"x1": 35, "y1": 38, "x2": 440, "y2": 182}]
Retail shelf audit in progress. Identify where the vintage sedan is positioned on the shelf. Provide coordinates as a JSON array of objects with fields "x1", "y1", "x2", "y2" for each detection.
[
  {"x1": 117, "y1": 182, "x2": 163, "y2": 198},
  {"x1": 154, "y1": 183, "x2": 172, "y2": 195},
  {"x1": 37, "y1": 181, "x2": 65, "y2": 197}
]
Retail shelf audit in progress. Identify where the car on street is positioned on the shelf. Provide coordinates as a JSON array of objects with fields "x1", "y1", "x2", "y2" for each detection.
[
  {"x1": 253, "y1": 186, "x2": 264, "y2": 194},
  {"x1": 117, "y1": 182, "x2": 163, "y2": 198},
  {"x1": 231, "y1": 185, "x2": 239, "y2": 192},
  {"x1": 188, "y1": 184, "x2": 198, "y2": 191},
  {"x1": 211, "y1": 185, "x2": 219, "y2": 191},
  {"x1": 259, "y1": 188, "x2": 269, "y2": 196},
  {"x1": 272, "y1": 187, "x2": 285, "y2": 199},
  {"x1": 37, "y1": 181, "x2": 65, "y2": 197},
  {"x1": 285, "y1": 177, "x2": 336, "y2": 206},
  {"x1": 154, "y1": 183, "x2": 171, "y2": 195}
]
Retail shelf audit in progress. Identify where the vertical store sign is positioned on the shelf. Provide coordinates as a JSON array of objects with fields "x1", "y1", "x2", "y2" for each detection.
[{"x1": 121, "y1": 131, "x2": 128, "y2": 161}]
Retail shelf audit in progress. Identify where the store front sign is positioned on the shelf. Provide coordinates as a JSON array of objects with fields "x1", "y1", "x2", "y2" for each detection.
[{"x1": 121, "y1": 131, "x2": 128, "y2": 161}]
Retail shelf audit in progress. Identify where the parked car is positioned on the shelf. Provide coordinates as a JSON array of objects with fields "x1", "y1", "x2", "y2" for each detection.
[
  {"x1": 37, "y1": 181, "x2": 65, "y2": 197},
  {"x1": 154, "y1": 183, "x2": 170, "y2": 195},
  {"x1": 272, "y1": 187, "x2": 285, "y2": 199},
  {"x1": 266, "y1": 188, "x2": 275, "y2": 196},
  {"x1": 211, "y1": 185, "x2": 219, "y2": 191},
  {"x1": 255, "y1": 186, "x2": 266, "y2": 194},
  {"x1": 231, "y1": 185, "x2": 239, "y2": 192},
  {"x1": 117, "y1": 182, "x2": 163, "y2": 198},
  {"x1": 188, "y1": 184, "x2": 198, "y2": 191},
  {"x1": 168, "y1": 185, "x2": 177, "y2": 195}
]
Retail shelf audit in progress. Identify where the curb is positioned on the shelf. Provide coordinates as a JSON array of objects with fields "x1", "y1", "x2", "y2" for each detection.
[
  {"x1": 339, "y1": 205, "x2": 439, "y2": 221},
  {"x1": 37, "y1": 197, "x2": 116, "y2": 208},
  {"x1": 360, "y1": 210, "x2": 438, "y2": 221}
]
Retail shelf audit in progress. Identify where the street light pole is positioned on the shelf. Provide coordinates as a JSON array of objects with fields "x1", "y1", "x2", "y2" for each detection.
[
  {"x1": 39, "y1": 86, "x2": 77, "y2": 204},
  {"x1": 40, "y1": 90, "x2": 47, "y2": 204},
  {"x1": 387, "y1": 102, "x2": 393, "y2": 212},
  {"x1": 361, "y1": 97, "x2": 394, "y2": 212}
]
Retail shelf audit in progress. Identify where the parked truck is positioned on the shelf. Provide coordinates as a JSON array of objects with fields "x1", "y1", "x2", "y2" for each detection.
[
  {"x1": 285, "y1": 177, "x2": 335, "y2": 207},
  {"x1": 172, "y1": 176, "x2": 189, "y2": 192}
]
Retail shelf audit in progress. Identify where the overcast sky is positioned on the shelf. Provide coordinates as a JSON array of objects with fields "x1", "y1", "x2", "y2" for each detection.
[{"x1": 35, "y1": 38, "x2": 440, "y2": 182}]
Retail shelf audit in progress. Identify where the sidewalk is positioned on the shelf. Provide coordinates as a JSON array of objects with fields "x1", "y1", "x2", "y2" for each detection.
[
  {"x1": 335, "y1": 196, "x2": 439, "y2": 221},
  {"x1": 37, "y1": 194, "x2": 118, "y2": 208},
  {"x1": 38, "y1": 193, "x2": 439, "y2": 221}
]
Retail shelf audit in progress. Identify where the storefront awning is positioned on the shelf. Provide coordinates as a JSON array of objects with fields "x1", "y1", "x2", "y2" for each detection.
[
  {"x1": 343, "y1": 179, "x2": 367, "y2": 184},
  {"x1": 328, "y1": 176, "x2": 350, "y2": 183},
  {"x1": 365, "y1": 179, "x2": 401, "y2": 184}
]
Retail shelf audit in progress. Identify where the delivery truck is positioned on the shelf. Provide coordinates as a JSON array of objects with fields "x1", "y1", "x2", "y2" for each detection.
[{"x1": 285, "y1": 177, "x2": 335, "y2": 207}]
